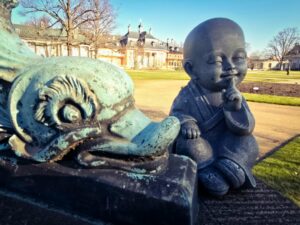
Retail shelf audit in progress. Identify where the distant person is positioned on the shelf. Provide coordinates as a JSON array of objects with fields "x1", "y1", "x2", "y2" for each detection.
[{"x1": 286, "y1": 66, "x2": 290, "y2": 75}]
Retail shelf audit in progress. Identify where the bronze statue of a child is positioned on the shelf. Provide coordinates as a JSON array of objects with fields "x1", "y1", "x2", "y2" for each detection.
[{"x1": 170, "y1": 18, "x2": 259, "y2": 196}]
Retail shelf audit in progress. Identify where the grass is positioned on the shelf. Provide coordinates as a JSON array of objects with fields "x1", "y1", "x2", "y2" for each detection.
[
  {"x1": 126, "y1": 69, "x2": 300, "y2": 83},
  {"x1": 253, "y1": 136, "x2": 300, "y2": 207},
  {"x1": 126, "y1": 69, "x2": 189, "y2": 80},
  {"x1": 127, "y1": 69, "x2": 300, "y2": 106},
  {"x1": 243, "y1": 93, "x2": 300, "y2": 106},
  {"x1": 246, "y1": 70, "x2": 300, "y2": 83}
]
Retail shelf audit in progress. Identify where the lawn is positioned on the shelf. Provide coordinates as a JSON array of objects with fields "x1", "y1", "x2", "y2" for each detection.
[
  {"x1": 246, "y1": 70, "x2": 300, "y2": 83},
  {"x1": 243, "y1": 93, "x2": 300, "y2": 106},
  {"x1": 126, "y1": 69, "x2": 189, "y2": 80},
  {"x1": 253, "y1": 136, "x2": 300, "y2": 207},
  {"x1": 127, "y1": 69, "x2": 300, "y2": 106},
  {"x1": 126, "y1": 69, "x2": 300, "y2": 84}
]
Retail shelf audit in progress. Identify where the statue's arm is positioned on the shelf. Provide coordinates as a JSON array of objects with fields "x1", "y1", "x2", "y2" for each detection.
[
  {"x1": 170, "y1": 93, "x2": 200, "y2": 139},
  {"x1": 170, "y1": 90, "x2": 197, "y2": 124}
]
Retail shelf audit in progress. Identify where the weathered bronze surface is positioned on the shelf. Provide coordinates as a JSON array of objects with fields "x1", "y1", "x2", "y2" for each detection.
[{"x1": 0, "y1": 0, "x2": 180, "y2": 172}]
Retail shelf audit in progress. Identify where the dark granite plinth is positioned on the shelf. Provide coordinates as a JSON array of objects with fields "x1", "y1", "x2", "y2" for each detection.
[
  {"x1": 0, "y1": 154, "x2": 197, "y2": 225},
  {"x1": 198, "y1": 179, "x2": 300, "y2": 225},
  {"x1": 0, "y1": 190, "x2": 102, "y2": 225}
]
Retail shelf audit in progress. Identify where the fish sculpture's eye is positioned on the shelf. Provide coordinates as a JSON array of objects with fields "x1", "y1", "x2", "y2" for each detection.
[{"x1": 34, "y1": 75, "x2": 99, "y2": 129}]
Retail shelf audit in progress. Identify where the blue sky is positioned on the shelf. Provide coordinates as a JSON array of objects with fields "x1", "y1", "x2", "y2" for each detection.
[{"x1": 12, "y1": 0, "x2": 300, "y2": 54}]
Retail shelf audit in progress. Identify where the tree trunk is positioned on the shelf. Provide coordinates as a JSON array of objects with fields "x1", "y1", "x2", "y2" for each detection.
[
  {"x1": 94, "y1": 46, "x2": 98, "y2": 59},
  {"x1": 66, "y1": 0, "x2": 72, "y2": 56},
  {"x1": 66, "y1": 30, "x2": 72, "y2": 56},
  {"x1": 279, "y1": 60, "x2": 283, "y2": 70}
]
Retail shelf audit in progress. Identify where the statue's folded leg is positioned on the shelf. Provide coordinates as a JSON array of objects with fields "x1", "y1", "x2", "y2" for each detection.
[
  {"x1": 174, "y1": 134, "x2": 232, "y2": 196},
  {"x1": 174, "y1": 135, "x2": 214, "y2": 170},
  {"x1": 216, "y1": 131, "x2": 259, "y2": 188}
]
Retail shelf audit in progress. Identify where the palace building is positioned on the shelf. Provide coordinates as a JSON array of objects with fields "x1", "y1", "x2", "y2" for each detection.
[
  {"x1": 14, "y1": 22, "x2": 183, "y2": 70},
  {"x1": 286, "y1": 43, "x2": 300, "y2": 70},
  {"x1": 14, "y1": 24, "x2": 91, "y2": 58}
]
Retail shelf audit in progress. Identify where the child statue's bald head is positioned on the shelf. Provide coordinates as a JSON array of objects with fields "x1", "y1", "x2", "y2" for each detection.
[
  {"x1": 184, "y1": 18, "x2": 245, "y2": 63},
  {"x1": 183, "y1": 18, "x2": 247, "y2": 91}
]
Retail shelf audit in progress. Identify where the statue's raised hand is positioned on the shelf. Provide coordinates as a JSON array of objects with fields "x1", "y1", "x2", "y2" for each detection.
[
  {"x1": 222, "y1": 78, "x2": 242, "y2": 111},
  {"x1": 181, "y1": 120, "x2": 201, "y2": 139}
]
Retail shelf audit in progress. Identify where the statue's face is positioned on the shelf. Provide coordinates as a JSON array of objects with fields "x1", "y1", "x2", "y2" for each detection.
[{"x1": 191, "y1": 32, "x2": 247, "y2": 91}]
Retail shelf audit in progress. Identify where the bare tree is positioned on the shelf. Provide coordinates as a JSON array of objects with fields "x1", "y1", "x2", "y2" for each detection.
[
  {"x1": 20, "y1": 0, "x2": 116, "y2": 56},
  {"x1": 249, "y1": 51, "x2": 266, "y2": 60},
  {"x1": 267, "y1": 27, "x2": 299, "y2": 70},
  {"x1": 25, "y1": 15, "x2": 52, "y2": 28},
  {"x1": 245, "y1": 42, "x2": 251, "y2": 52},
  {"x1": 80, "y1": 0, "x2": 116, "y2": 58}
]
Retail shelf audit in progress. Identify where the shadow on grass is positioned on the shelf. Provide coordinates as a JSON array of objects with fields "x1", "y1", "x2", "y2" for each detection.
[{"x1": 253, "y1": 135, "x2": 300, "y2": 207}]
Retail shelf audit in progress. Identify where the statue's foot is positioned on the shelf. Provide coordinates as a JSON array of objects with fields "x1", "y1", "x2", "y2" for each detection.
[
  {"x1": 214, "y1": 158, "x2": 246, "y2": 189},
  {"x1": 198, "y1": 167, "x2": 229, "y2": 196}
]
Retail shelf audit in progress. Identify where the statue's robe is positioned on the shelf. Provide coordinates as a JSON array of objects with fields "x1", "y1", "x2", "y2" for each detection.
[{"x1": 170, "y1": 80, "x2": 258, "y2": 187}]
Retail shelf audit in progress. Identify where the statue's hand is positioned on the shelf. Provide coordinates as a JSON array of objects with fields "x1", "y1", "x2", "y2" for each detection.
[
  {"x1": 222, "y1": 79, "x2": 242, "y2": 111},
  {"x1": 181, "y1": 120, "x2": 201, "y2": 139}
]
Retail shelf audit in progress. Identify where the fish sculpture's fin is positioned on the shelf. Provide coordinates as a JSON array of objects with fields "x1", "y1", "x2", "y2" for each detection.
[{"x1": 0, "y1": 0, "x2": 40, "y2": 83}]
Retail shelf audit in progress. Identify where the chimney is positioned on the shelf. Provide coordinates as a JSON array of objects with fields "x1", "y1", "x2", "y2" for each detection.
[
  {"x1": 40, "y1": 20, "x2": 45, "y2": 29},
  {"x1": 127, "y1": 24, "x2": 131, "y2": 33},
  {"x1": 138, "y1": 20, "x2": 143, "y2": 34}
]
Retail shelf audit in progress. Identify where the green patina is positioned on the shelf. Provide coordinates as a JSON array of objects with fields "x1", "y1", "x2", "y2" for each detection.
[
  {"x1": 126, "y1": 172, "x2": 156, "y2": 182},
  {"x1": 0, "y1": 0, "x2": 180, "y2": 170},
  {"x1": 110, "y1": 109, "x2": 151, "y2": 140},
  {"x1": 97, "y1": 108, "x2": 118, "y2": 121},
  {"x1": 126, "y1": 173, "x2": 147, "y2": 181}
]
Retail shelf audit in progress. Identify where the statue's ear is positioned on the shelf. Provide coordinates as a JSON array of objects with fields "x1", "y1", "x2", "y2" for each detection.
[{"x1": 183, "y1": 60, "x2": 193, "y2": 77}]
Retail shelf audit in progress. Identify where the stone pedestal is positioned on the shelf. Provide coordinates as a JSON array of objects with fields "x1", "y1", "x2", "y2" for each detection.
[
  {"x1": 198, "y1": 179, "x2": 300, "y2": 225},
  {"x1": 0, "y1": 153, "x2": 197, "y2": 225}
]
